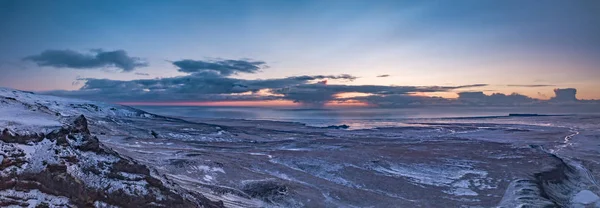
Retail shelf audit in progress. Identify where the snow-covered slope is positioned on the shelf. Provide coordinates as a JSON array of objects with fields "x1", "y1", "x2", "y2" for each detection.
[
  {"x1": 2, "y1": 87, "x2": 600, "y2": 207},
  {"x1": 0, "y1": 88, "x2": 223, "y2": 207}
]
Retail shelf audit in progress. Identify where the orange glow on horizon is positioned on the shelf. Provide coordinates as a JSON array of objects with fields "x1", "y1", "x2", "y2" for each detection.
[
  {"x1": 412, "y1": 91, "x2": 459, "y2": 98},
  {"x1": 324, "y1": 100, "x2": 371, "y2": 107},
  {"x1": 118, "y1": 99, "x2": 371, "y2": 107},
  {"x1": 334, "y1": 92, "x2": 374, "y2": 99}
]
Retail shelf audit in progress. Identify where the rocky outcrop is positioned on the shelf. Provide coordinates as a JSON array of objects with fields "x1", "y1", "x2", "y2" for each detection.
[
  {"x1": 498, "y1": 149, "x2": 600, "y2": 208},
  {"x1": 241, "y1": 179, "x2": 290, "y2": 204},
  {"x1": 0, "y1": 115, "x2": 224, "y2": 208}
]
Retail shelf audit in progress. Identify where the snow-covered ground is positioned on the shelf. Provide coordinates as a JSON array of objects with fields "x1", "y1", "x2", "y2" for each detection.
[
  {"x1": 1, "y1": 87, "x2": 600, "y2": 207},
  {"x1": 0, "y1": 88, "x2": 221, "y2": 208}
]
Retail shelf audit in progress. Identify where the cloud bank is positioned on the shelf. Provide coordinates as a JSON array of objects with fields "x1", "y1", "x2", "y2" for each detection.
[
  {"x1": 24, "y1": 49, "x2": 147, "y2": 72},
  {"x1": 551, "y1": 88, "x2": 577, "y2": 102},
  {"x1": 39, "y1": 57, "x2": 597, "y2": 107},
  {"x1": 457, "y1": 92, "x2": 535, "y2": 105}
]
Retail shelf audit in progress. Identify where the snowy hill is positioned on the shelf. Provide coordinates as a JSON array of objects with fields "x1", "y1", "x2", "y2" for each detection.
[{"x1": 0, "y1": 88, "x2": 223, "y2": 207}]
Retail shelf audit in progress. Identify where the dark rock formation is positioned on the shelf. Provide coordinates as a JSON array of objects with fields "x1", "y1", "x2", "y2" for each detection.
[
  {"x1": 0, "y1": 115, "x2": 224, "y2": 208},
  {"x1": 323, "y1": 124, "x2": 350, "y2": 129}
]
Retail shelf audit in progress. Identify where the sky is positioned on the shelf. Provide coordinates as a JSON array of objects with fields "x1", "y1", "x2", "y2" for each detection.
[{"x1": 1, "y1": 0, "x2": 599, "y2": 107}]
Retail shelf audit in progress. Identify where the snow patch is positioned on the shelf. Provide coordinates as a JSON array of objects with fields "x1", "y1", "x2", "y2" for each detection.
[
  {"x1": 203, "y1": 175, "x2": 214, "y2": 181},
  {"x1": 572, "y1": 190, "x2": 600, "y2": 205},
  {"x1": 372, "y1": 163, "x2": 488, "y2": 187},
  {"x1": 443, "y1": 187, "x2": 478, "y2": 196},
  {"x1": 0, "y1": 189, "x2": 71, "y2": 207},
  {"x1": 193, "y1": 165, "x2": 225, "y2": 174}
]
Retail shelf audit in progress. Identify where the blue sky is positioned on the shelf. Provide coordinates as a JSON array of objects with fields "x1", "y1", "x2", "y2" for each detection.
[{"x1": 1, "y1": 0, "x2": 599, "y2": 105}]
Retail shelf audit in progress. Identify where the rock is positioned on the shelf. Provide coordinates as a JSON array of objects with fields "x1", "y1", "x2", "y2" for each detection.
[
  {"x1": 72, "y1": 115, "x2": 90, "y2": 134},
  {"x1": 0, "y1": 128, "x2": 44, "y2": 144},
  {"x1": 323, "y1": 124, "x2": 350, "y2": 129},
  {"x1": 242, "y1": 179, "x2": 289, "y2": 202},
  {"x1": 0, "y1": 115, "x2": 225, "y2": 207},
  {"x1": 572, "y1": 190, "x2": 600, "y2": 205}
]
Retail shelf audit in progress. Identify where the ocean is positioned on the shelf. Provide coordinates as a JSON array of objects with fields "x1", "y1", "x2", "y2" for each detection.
[{"x1": 133, "y1": 105, "x2": 600, "y2": 129}]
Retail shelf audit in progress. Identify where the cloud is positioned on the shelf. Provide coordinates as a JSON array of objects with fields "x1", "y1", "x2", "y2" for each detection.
[
  {"x1": 350, "y1": 94, "x2": 451, "y2": 107},
  {"x1": 453, "y1": 88, "x2": 599, "y2": 106},
  {"x1": 271, "y1": 83, "x2": 486, "y2": 104},
  {"x1": 506, "y1": 84, "x2": 555, "y2": 87},
  {"x1": 47, "y1": 73, "x2": 357, "y2": 102},
  {"x1": 46, "y1": 74, "x2": 595, "y2": 106},
  {"x1": 134, "y1": 72, "x2": 150, "y2": 76},
  {"x1": 537, "y1": 92, "x2": 547, "y2": 98},
  {"x1": 551, "y1": 88, "x2": 577, "y2": 101},
  {"x1": 457, "y1": 91, "x2": 536, "y2": 105},
  {"x1": 44, "y1": 68, "x2": 485, "y2": 105},
  {"x1": 172, "y1": 59, "x2": 267, "y2": 76},
  {"x1": 376, "y1": 74, "x2": 390, "y2": 78},
  {"x1": 242, "y1": 74, "x2": 357, "y2": 90},
  {"x1": 23, "y1": 49, "x2": 147, "y2": 72},
  {"x1": 39, "y1": 57, "x2": 593, "y2": 107}
]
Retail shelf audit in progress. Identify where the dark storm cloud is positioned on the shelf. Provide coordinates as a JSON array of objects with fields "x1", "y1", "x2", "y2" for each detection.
[
  {"x1": 376, "y1": 74, "x2": 390, "y2": 78},
  {"x1": 457, "y1": 91, "x2": 536, "y2": 105},
  {"x1": 172, "y1": 59, "x2": 267, "y2": 76},
  {"x1": 272, "y1": 83, "x2": 487, "y2": 104},
  {"x1": 23, "y1": 49, "x2": 147, "y2": 72},
  {"x1": 47, "y1": 88, "x2": 283, "y2": 103},
  {"x1": 47, "y1": 73, "x2": 596, "y2": 106},
  {"x1": 47, "y1": 73, "x2": 357, "y2": 102},
  {"x1": 551, "y1": 88, "x2": 578, "y2": 101},
  {"x1": 293, "y1": 74, "x2": 357, "y2": 81},
  {"x1": 506, "y1": 84, "x2": 555, "y2": 87},
  {"x1": 37, "y1": 54, "x2": 577, "y2": 107},
  {"x1": 427, "y1": 84, "x2": 488, "y2": 92},
  {"x1": 45, "y1": 68, "x2": 486, "y2": 104},
  {"x1": 242, "y1": 74, "x2": 357, "y2": 90},
  {"x1": 79, "y1": 74, "x2": 357, "y2": 94}
]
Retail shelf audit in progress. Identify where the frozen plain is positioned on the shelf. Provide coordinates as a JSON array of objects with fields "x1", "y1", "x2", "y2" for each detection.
[{"x1": 1, "y1": 87, "x2": 599, "y2": 207}]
